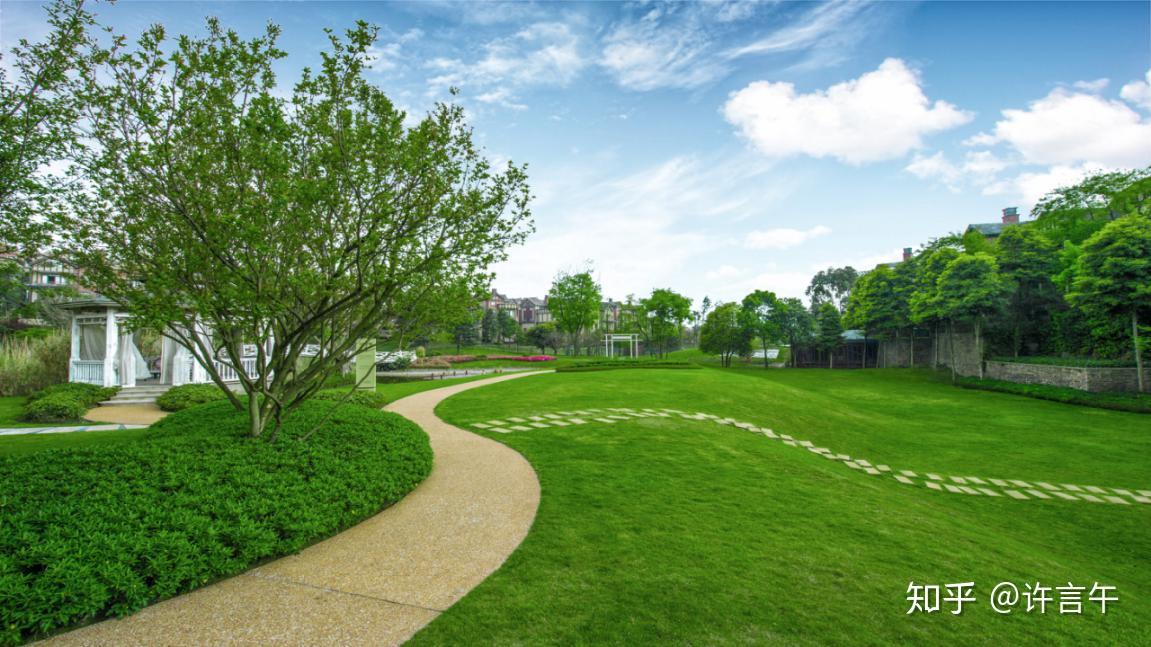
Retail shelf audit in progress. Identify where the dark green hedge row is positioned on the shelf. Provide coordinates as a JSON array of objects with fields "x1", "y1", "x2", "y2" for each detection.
[
  {"x1": 155, "y1": 383, "x2": 228, "y2": 411},
  {"x1": 956, "y1": 377, "x2": 1151, "y2": 413},
  {"x1": 989, "y1": 356, "x2": 1137, "y2": 368},
  {"x1": 0, "y1": 399, "x2": 432, "y2": 645},
  {"x1": 22, "y1": 383, "x2": 119, "y2": 422},
  {"x1": 558, "y1": 360, "x2": 701, "y2": 373}
]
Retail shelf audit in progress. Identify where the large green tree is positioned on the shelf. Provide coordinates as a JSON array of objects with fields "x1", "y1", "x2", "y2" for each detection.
[
  {"x1": 774, "y1": 297, "x2": 814, "y2": 368},
  {"x1": 806, "y1": 266, "x2": 858, "y2": 313},
  {"x1": 937, "y1": 253, "x2": 1007, "y2": 381},
  {"x1": 62, "y1": 21, "x2": 531, "y2": 439},
  {"x1": 637, "y1": 288, "x2": 692, "y2": 359},
  {"x1": 497, "y1": 308, "x2": 519, "y2": 345},
  {"x1": 1031, "y1": 168, "x2": 1150, "y2": 245},
  {"x1": 1, "y1": 0, "x2": 95, "y2": 258},
  {"x1": 1068, "y1": 215, "x2": 1151, "y2": 392},
  {"x1": 995, "y1": 225, "x2": 1059, "y2": 357},
  {"x1": 815, "y1": 302, "x2": 843, "y2": 368},
  {"x1": 843, "y1": 265, "x2": 901, "y2": 368},
  {"x1": 547, "y1": 270, "x2": 601, "y2": 355},
  {"x1": 699, "y1": 302, "x2": 751, "y2": 368},
  {"x1": 909, "y1": 246, "x2": 961, "y2": 369},
  {"x1": 740, "y1": 289, "x2": 781, "y2": 369}
]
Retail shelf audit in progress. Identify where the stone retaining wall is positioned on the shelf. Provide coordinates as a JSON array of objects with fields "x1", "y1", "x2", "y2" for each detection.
[{"x1": 985, "y1": 361, "x2": 1149, "y2": 393}]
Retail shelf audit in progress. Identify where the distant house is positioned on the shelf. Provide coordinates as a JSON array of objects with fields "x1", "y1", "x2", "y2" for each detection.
[
  {"x1": 480, "y1": 290, "x2": 623, "y2": 332},
  {"x1": 965, "y1": 207, "x2": 1021, "y2": 240}
]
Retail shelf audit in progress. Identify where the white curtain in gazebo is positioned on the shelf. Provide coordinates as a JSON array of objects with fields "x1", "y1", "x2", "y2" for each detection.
[
  {"x1": 78, "y1": 324, "x2": 106, "y2": 361},
  {"x1": 128, "y1": 336, "x2": 152, "y2": 379}
]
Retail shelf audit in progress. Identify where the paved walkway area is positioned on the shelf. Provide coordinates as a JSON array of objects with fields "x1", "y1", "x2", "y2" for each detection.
[
  {"x1": 465, "y1": 406, "x2": 1151, "y2": 506},
  {"x1": 43, "y1": 371, "x2": 545, "y2": 646},
  {"x1": 84, "y1": 403, "x2": 169, "y2": 426}
]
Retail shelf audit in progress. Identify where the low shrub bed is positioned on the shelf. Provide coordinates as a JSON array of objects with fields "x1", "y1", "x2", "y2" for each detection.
[
  {"x1": 558, "y1": 360, "x2": 700, "y2": 373},
  {"x1": 156, "y1": 383, "x2": 229, "y2": 411},
  {"x1": 956, "y1": 377, "x2": 1151, "y2": 413},
  {"x1": 314, "y1": 388, "x2": 388, "y2": 409},
  {"x1": 989, "y1": 356, "x2": 1137, "y2": 368},
  {"x1": 21, "y1": 383, "x2": 119, "y2": 422},
  {"x1": 0, "y1": 399, "x2": 433, "y2": 645}
]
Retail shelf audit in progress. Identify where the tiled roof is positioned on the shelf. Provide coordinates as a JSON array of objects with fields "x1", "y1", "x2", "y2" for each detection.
[{"x1": 965, "y1": 222, "x2": 1006, "y2": 236}]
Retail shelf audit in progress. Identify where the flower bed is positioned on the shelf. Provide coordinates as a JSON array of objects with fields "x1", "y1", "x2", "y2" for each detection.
[{"x1": 487, "y1": 355, "x2": 556, "y2": 362}]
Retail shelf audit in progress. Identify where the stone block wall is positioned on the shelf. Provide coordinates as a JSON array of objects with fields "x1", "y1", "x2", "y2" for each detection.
[{"x1": 985, "y1": 361, "x2": 1150, "y2": 393}]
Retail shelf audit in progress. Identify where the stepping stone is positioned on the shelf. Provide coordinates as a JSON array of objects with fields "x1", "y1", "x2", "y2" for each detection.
[
  {"x1": 1103, "y1": 496, "x2": 1130, "y2": 505},
  {"x1": 1009, "y1": 480, "x2": 1032, "y2": 488},
  {"x1": 944, "y1": 484, "x2": 963, "y2": 493},
  {"x1": 1035, "y1": 482, "x2": 1060, "y2": 491},
  {"x1": 529, "y1": 422, "x2": 550, "y2": 429},
  {"x1": 641, "y1": 408, "x2": 659, "y2": 412},
  {"x1": 977, "y1": 488, "x2": 1002, "y2": 497},
  {"x1": 823, "y1": 453, "x2": 840, "y2": 460},
  {"x1": 780, "y1": 434, "x2": 794, "y2": 441},
  {"x1": 809, "y1": 447, "x2": 830, "y2": 455},
  {"x1": 958, "y1": 486, "x2": 981, "y2": 495},
  {"x1": 1060, "y1": 484, "x2": 1083, "y2": 492},
  {"x1": 485, "y1": 420, "x2": 507, "y2": 426},
  {"x1": 1004, "y1": 490, "x2": 1029, "y2": 500},
  {"x1": 783, "y1": 440, "x2": 798, "y2": 447},
  {"x1": 1132, "y1": 496, "x2": 1151, "y2": 504},
  {"x1": 864, "y1": 468, "x2": 881, "y2": 476},
  {"x1": 1084, "y1": 486, "x2": 1107, "y2": 494},
  {"x1": 1078, "y1": 494, "x2": 1105, "y2": 503},
  {"x1": 856, "y1": 459, "x2": 872, "y2": 467},
  {"x1": 607, "y1": 415, "x2": 631, "y2": 421},
  {"x1": 901, "y1": 470, "x2": 918, "y2": 478},
  {"x1": 798, "y1": 440, "x2": 814, "y2": 448},
  {"x1": 836, "y1": 454, "x2": 851, "y2": 461},
  {"x1": 734, "y1": 422, "x2": 755, "y2": 429},
  {"x1": 844, "y1": 461, "x2": 861, "y2": 469},
  {"x1": 1137, "y1": 490, "x2": 1151, "y2": 497},
  {"x1": 966, "y1": 477, "x2": 986, "y2": 485},
  {"x1": 989, "y1": 478, "x2": 1009, "y2": 487},
  {"x1": 699, "y1": 413, "x2": 718, "y2": 419},
  {"x1": 472, "y1": 423, "x2": 491, "y2": 429},
  {"x1": 544, "y1": 414, "x2": 563, "y2": 419},
  {"x1": 877, "y1": 465, "x2": 891, "y2": 472},
  {"x1": 762, "y1": 430, "x2": 779, "y2": 439},
  {"x1": 507, "y1": 417, "x2": 527, "y2": 423},
  {"x1": 654, "y1": 412, "x2": 671, "y2": 417},
  {"x1": 594, "y1": 418, "x2": 617, "y2": 424},
  {"x1": 927, "y1": 473, "x2": 943, "y2": 481},
  {"x1": 510, "y1": 425, "x2": 532, "y2": 431},
  {"x1": 950, "y1": 476, "x2": 967, "y2": 484},
  {"x1": 1112, "y1": 489, "x2": 1134, "y2": 496},
  {"x1": 488, "y1": 427, "x2": 512, "y2": 434},
  {"x1": 528, "y1": 416, "x2": 546, "y2": 422},
  {"x1": 1051, "y1": 492, "x2": 1078, "y2": 501},
  {"x1": 895, "y1": 475, "x2": 915, "y2": 485},
  {"x1": 555, "y1": 411, "x2": 575, "y2": 416},
  {"x1": 549, "y1": 420, "x2": 571, "y2": 427},
  {"x1": 1027, "y1": 490, "x2": 1053, "y2": 500},
  {"x1": 926, "y1": 481, "x2": 942, "y2": 491},
  {"x1": 569, "y1": 418, "x2": 587, "y2": 425}
]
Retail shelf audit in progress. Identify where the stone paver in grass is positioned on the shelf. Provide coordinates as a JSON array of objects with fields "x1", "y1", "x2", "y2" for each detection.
[{"x1": 482, "y1": 406, "x2": 1150, "y2": 507}]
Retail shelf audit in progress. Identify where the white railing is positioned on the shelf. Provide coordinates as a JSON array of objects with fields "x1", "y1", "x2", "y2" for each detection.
[
  {"x1": 213, "y1": 357, "x2": 261, "y2": 382},
  {"x1": 72, "y1": 360, "x2": 105, "y2": 386}
]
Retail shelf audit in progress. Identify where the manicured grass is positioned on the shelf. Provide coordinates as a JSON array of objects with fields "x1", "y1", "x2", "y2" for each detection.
[
  {"x1": 375, "y1": 373, "x2": 502, "y2": 402},
  {"x1": 957, "y1": 376, "x2": 1151, "y2": 413},
  {"x1": 413, "y1": 368, "x2": 1150, "y2": 644},
  {"x1": 0, "y1": 427, "x2": 154, "y2": 457}
]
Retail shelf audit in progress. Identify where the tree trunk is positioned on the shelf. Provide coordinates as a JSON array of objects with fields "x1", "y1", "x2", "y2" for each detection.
[
  {"x1": 1135, "y1": 311, "x2": 1146, "y2": 393},
  {"x1": 909, "y1": 328, "x2": 915, "y2": 368},
  {"x1": 932, "y1": 323, "x2": 939, "y2": 370},
  {"x1": 948, "y1": 319, "x2": 957, "y2": 384},
  {"x1": 248, "y1": 395, "x2": 264, "y2": 438},
  {"x1": 976, "y1": 318, "x2": 984, "y2": 380}
]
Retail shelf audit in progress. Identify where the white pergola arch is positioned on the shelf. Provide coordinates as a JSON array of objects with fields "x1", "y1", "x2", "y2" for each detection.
[{"x1": 603, "y1": 333, "x2": 639, "y2": 359}]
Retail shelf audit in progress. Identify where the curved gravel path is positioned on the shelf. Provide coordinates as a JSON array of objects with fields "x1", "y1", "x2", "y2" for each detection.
[{"x1": 43, "y1": 371, "x2": 545, "y2": 646}]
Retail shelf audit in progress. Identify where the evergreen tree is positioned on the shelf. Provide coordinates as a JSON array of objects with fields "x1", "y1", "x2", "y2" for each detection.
[{"x1": 815, "y1": 302, "x2": 843, "y2": 368}]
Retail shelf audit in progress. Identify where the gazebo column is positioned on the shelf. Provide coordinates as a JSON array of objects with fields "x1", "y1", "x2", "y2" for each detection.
[
  {"x1": 69, "y1": 315, "x2": 80, "y2": 382},
  {"x1": 103, "y1": 308, "x2": 119, "y2": 387}
]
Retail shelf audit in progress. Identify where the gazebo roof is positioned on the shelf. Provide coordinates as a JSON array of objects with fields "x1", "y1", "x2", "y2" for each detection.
[{"x1": 56, "y1": 295, "x2": 120, "y2": 310}]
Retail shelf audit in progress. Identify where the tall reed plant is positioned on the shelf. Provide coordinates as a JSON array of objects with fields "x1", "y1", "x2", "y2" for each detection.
[{"x1": 0, "y1": 333, "x2": 69, "y2": 396}]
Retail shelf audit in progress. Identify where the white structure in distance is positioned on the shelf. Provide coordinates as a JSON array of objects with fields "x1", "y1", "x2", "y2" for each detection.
[{"x1": 603, "y1": 333, "x2": 640, "y2": 359}]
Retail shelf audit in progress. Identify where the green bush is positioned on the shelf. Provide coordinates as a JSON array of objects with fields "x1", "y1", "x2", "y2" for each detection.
[
  {"x1": 0, "y1": 400, "x2": 432, "y2": 645},
  {"x1": 156, "y1": 384, "x2": 228, "y2": 412},
  {"x1": 20, "y1": 383, "x2": 119, "y2": 423},
  {"x1": 314, "y1": 388, "x2": 388, "y2": 409},
  {"x1": 956, "y1": 377, "x2": 1151, "y2": 413},
  {"x1": 21, "y1": 393, "x2": 88, "y2": 422},
  {"x1": 558, "y1": 360, "x2": 701, "y2": 373}
]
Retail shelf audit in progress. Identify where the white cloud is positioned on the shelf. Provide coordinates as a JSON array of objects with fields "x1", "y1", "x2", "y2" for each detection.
[
  {"x1": 968, "y1": 87, "x2": 1150, "y2": 168},
  {"x1": 725, "y1": 1, "x2": 870, "y2": 58},
  {"x1": 983, "y1": 163, "x2": 1103, "y2": 205},
  {"x1": 1120, "y1": 69, "x2": 1151, "y2": 110},
  {"x1": 744, "y1": 225, "x2": 832, "y2": 250},
  {"x1": 706, "y1": 264, "x2": 745, "y2": 280},
  {"x1": 905, "y1": 150, "x2": 1009, "y2": 191},
  {"x1": 723, "y1": 58, "x2": 972, "y2": 164},
  {"x1": 426, "y1": 22, "x2": 586, "y2": 108},
  {"x1": 1072, "y1": 78, "x2": 1109, "y2": 92},
  {"x1": 363, "y1": 29, "x2": 424, "y2": 73},
  {"x1": 599, "y1": 11, "x2": 727, "y2": 91}
]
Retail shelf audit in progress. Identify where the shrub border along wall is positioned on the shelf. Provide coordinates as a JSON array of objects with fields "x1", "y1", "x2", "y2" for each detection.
[
  {"x1": 957, "y1": 377, "x2": 1151, "y2": 414},
  {"x1": 558, "y1": 360, "x2": 701, "y2": 373},
  {"x1": 0, "y1": 398, "x2": 432, "y2": 645}
]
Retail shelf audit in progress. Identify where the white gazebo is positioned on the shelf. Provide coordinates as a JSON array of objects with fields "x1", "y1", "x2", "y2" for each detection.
[
  {"x1": 58, "y1": 297, "x2": 261, "y2": 388},
  {"x1": 603, "y1": 333, "x2": 640, "y2": 358}
]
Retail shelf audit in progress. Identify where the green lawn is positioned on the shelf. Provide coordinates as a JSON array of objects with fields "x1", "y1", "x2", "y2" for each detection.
[
  {"x1": 375, "y1": 374, "x2": 503, "y2": 402},
  {"x1": 412, "y1": 368, "x2": 1150, "y2": 644}
]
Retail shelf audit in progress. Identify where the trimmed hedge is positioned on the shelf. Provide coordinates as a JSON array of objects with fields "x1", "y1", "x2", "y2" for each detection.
[
  {"x1": 989, "y1": 356, "x2": 1137, "y2": 368},
  {"x1": 156, "y1": 383, "x2": 228, "y2": 412},
  {"x1": 21, "y1": 383, "x2": 119, "y2": 423},
  {"x1": 956, "y1": 377, "x2": 1151, "y2": 413},
  {"x1": 314, "y1": 388, "x2": 388, "y2": 409},
  {"x1": 0, "y1": 400, "x2": 433, "y2": 645},
  {"x1": 558, "y1": 360, "x2": 701, "y2": 373}
]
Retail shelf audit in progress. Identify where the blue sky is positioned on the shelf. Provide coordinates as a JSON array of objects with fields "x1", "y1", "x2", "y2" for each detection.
[{"x1": 3, "y1": 0, "x2": 1149, "y2": 304}]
